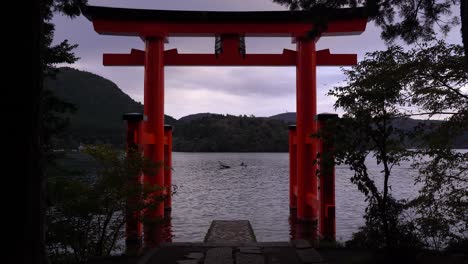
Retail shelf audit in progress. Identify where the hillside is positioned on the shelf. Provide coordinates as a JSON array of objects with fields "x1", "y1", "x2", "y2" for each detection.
[
  {"x1": 268, "y1": 112, "x2": 467, "y2": 149},
  {"x1": 173, "y1": 114, "x2": 288, "y2": 152},
  {"x1": 45, "y1": 67, "x2": 176, "y2": 148},
  {"x1": 178, "y1": 113, "x2": 224, "y2": 123},
  {"x1": 269, "y1": 112, "x2": 296, "y2": 123},
  {"x1": 46, "y1": 67, "x2": 467, "y2": 150}
]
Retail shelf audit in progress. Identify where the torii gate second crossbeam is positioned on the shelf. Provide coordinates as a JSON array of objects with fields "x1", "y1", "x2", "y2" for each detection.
[{"x1": 82, "y1": 5, "x2": 367, "y2": 250}]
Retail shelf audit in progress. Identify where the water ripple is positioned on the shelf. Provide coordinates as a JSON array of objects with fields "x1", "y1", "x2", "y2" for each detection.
[{"x1": 170, "y1": 152, "x2": 421, "y2": 242}]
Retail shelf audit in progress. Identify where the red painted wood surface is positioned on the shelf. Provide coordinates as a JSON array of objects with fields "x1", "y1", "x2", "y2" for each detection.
[
  {"x1": 289, "y1": 126, "x2": 297, "y2": 210},
  {"x1": 103, "y1": 48, "x2": 356, "y2": 67},
  {"x1": 164, "y1": 126, "x2": 173, "y2": 211},
  {"x1": 124, "y1": 118, "x2": 143, "y2": 253},
  {"x1": 142, "y1": 37, "x2": 166, "y2": 247},
  {"x1": 295, "y1": 38, "x2": 318, "y2": 221},
  {"x1": 92, "y1": 18, "x2": 366, "y2": 37},
  {"x1": 317, "y1": 114, "x2": 337, "y2": 240}
]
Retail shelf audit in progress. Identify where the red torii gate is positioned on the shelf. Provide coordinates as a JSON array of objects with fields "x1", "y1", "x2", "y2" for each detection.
[{"x1": 83, "y1": 5, "x2": 367, "y2": 249}]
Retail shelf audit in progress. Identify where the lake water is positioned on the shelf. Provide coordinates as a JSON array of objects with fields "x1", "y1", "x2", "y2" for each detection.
[{"x1": 168, "y1": 152, "x2": 424, "y2": 242}]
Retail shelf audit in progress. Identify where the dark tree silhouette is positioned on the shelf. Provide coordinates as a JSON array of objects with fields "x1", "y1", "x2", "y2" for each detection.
[
  {"x1": 328, "y1": 41, "x2": 467, "y2": 250},
  {"x1": 24, "y1": 0, "x2": 86, "y2": 263},
  {"x1": 23, "y1": 1, "x2": 45, "y2": 263},
  {"x1": 273, "y1": 0, "x2": 468, "y2": 70}
]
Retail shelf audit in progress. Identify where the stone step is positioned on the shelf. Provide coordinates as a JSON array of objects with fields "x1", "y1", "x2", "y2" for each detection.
[
  {"x1": 204, "y1": 247, "x2": 233, "y2": 264},
  {"x1": 143, "y1": 223, "x2": 327, "y2": 264}
]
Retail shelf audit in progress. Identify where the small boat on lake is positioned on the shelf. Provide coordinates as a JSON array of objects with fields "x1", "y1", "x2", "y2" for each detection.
[{"x1": 218, "y1": 161, "x2": 231, "y2": 169}]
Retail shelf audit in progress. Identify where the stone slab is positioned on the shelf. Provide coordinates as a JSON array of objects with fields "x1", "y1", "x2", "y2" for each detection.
[
  {"x1": 185, "y1": 252, "x2": 204, "y2": 260},
  {"x1": 160, "y1": 242, "x2": 206, "y2": 247},
  {"x1": 142, "y1": 242, "x2": 326, "y2": 264},
  {"x1": 203, "y1": 242, "x2": 245, "y2": 247},
  {"x1": 204, "y1": 247, "x2": 233, "y2": 264},
  {"x1": 177, "y1": 260, "x2": 199, "y2": 264},
  {"x1": 204, "y1": 220, "x2": 256, "y2": 242},
  {"x1": 292, "y1": 240, "x2": 312, "y2": 249},
  {"x1": 256, "y1": 242, "x2": 291, "y2": 247},
  {"x1": 239, "y1": 247, "x2": 262, "y2": 254},
  {"x1": 296, "y1": 248, "x2": 324, "y2": 263},
  {"x1": 236, "y1": 252, "x2": 265, "y2": 264},
  {"x1": 262, "y1": 246, "x2": 302, "y2": 264},
  {"x1": 145, "y1": 246, "x2": 205, "y2": 264}
]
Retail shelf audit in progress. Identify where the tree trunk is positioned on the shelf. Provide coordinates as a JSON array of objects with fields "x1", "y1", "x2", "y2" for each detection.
[
  {"x1": 21, "y1": 0, "x2": 46, "y2": 263},
  {"x1": 462, "y1": 0, "x2": 468, "y2": 71}
]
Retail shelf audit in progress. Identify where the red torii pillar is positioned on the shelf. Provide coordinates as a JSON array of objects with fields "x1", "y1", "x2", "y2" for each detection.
[
  {"x1": 296, "y1": 37, "x2": 318, "y2": 222},
  {"x1": 123, "y1": 113, "x2": 144, "y2": 254},
  {"x1": 123, "y1": 112, "x2": 174, "y2": 249},
  {"x1": 316, "y1": 113, "x2": 338, "y2": 240},
  {"x1": 142, "y1": 36, "x2": 166, "y2": 247},
  {"x1": 164, "y1": 125, "x2": 173, "y2": 211},
  {"x1": 288, "y1": 125, "x2": 297, "y2": 211}
]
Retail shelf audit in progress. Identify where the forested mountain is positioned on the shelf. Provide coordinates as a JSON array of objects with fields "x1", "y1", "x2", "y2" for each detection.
[
  {"x1": 268, "y1": 112, "x2": 467, "y2": 149},
  {"x1": 173, "y1": 114, "x2": 288, "y2": 152},
  {"x1": 269, "y1": 112, "x2": 296, "y2": 123},
  {"x1": 178, "y1": 113, "x2": 224, "y2": 123},
  {"x1": 45, "y1": 67, "x2": 175, "y2": 148},
  {"x1": 47, "y1": 67, "x2": 467, "y2": 151}
]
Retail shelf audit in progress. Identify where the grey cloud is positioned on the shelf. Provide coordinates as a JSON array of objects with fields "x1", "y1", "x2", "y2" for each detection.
[
  {"x1": 166, "y1": 67, "x2": 295, "y2": 97},
  {"x1": 89, "y1": 0, "x2": 284, "y2": 11}
]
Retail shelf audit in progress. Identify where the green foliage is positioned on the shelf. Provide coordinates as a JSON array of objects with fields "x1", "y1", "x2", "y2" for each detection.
[
  {"x1": 402, "y1": 41, "x2": 467, "y2": 250},
  {"x1": 410, "y1": 149, "x2": 468, "y2": 250},
  {"x1": 46, "y1": 145, "x2": 171, "y2": 263},
  {"x1": 311, "y1": 238, "x2": 346, "y2": 249},
  {"x1": 346, "y1": 198, "x2": 423, "y2": 250},
  {"x1": 41, "y1": 0, "x2": 84, "y2": 151},
  {"x1": 328, "y1": 46, "x2": 415, "y2": 248},
  {"x1": 272, "y1": 0, "x2": 460, "y2": 46},
  {"x1": 326, "y1": 41, "x2": 467, "y2": 250},
  {"x1": 39, "y1": 2, "x2": 86, "y2": 262},
  {"x1": 42, "y1": 88, "x2": 77, "y2": 151}
]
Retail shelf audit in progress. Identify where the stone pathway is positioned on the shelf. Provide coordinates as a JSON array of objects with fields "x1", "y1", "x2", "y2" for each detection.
[
  {"x1": 143, "y1": 241, "x2": 325, "y2": 264},
  {"x1": 204, "y1": 220, "x2": 256, "y2": 243},
  {"x1": 142, "y1": 220, "x2": 326, "y2": 264}
]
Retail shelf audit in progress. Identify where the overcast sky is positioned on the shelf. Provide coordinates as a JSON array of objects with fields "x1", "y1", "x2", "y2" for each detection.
[{"x1": 52, "y1": 0, "x2": 462, "y2": 119}]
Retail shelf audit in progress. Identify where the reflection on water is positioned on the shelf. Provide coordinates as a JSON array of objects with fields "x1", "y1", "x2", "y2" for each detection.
[
  {"x1": 158, "y1": 152, "x2": 423, "y2": 242},
  {"x1": 140, "y1": 212, "x2": 174, "y2": 247},
  {"x1": 152, "y1": 208, "x2": 320, "y2": 244},
  {"x1": 288, "y1": 210, "x2": 318, "y2": 241}
]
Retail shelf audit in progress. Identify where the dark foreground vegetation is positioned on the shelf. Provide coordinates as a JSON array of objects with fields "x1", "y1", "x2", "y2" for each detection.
[
  {"x1": 47, "y1": 145, "x2": 174, "y2": 263},
  {"x1": 311, "y1": 41, "x2": 468, "y2": 262}
]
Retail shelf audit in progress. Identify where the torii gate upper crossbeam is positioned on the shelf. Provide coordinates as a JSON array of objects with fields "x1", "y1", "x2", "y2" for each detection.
[
  {"x1": 83, "y1": 6, "x2": 367, "y2": 38},
  {"x1": 103, "y1": 48, "x2": 358, "y2": 67}
]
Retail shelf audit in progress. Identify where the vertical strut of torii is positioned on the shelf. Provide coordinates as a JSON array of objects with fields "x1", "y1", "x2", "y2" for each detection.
[{"x1": 83, "y1": 5, "x2": 367, "y2": 249}]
